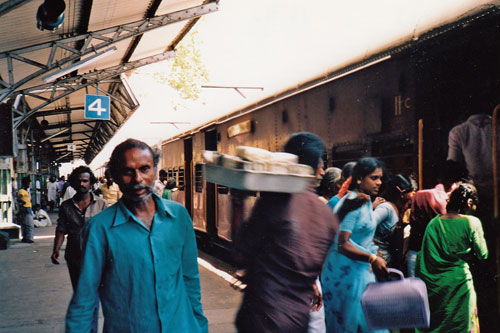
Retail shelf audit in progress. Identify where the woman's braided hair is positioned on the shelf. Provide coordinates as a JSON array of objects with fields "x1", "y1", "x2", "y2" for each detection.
[{"x1": 446, "y1": 183, "x2": 478, "y2": 214}]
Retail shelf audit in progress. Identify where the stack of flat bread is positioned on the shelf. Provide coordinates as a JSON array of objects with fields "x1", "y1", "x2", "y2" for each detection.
[{"x1": 203, "y1": 146, "x2": 313, "y2": 176}]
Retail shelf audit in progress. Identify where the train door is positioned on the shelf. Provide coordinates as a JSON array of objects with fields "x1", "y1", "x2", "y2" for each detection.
[
  {"x1": 204, "y1": 130, "x2": 217, "y2": 238},
  {"x1": 184, "y1": 138, "x2": 193, "y2": 216}
]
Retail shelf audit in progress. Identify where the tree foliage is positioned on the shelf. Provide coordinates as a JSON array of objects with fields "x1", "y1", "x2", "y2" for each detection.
[{"x1": 152, "y1": 29, "x2": 208, "y2": 100}]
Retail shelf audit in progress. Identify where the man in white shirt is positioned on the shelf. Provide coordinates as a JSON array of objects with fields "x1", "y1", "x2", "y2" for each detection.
[
  {"x1": 32, "y1": 204, "x2": 52, "y2": 227},
  {"x1": 47, "y1": 176, "x2": 58, "y2": 212}
]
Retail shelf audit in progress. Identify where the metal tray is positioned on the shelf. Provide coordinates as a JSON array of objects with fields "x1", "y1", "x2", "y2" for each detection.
[{"x1": 203, "y1": 163, "x2": 314, "y2": 193}]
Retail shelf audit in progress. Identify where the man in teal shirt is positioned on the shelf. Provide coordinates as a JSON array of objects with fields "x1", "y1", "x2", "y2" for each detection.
[{"x1": 66, "y1": 139, "x2": 208, "y2": 332}]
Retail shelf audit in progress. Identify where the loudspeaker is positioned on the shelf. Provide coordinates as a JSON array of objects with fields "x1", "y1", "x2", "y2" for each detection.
[{"x1": 0, "y1": 103, "x2": 13, "y2": 156}]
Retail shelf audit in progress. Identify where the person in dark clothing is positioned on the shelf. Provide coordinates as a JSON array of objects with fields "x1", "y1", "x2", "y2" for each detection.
[
  {"x1": 51, "y1": 166, "x2": 107, "y2": 333},
  {"x1": 233, "y1": 132, "x2": 339, "y2": 332},
  {"x1": 51, "y1": 166, "x2": 107, "y2": 288}
]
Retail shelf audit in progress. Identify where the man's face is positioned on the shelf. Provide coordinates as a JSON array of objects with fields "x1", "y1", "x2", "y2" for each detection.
[
  {"x1": 105, "y1": 172, "x2": 114, "y2": 185},
  {"x1": 73, "y1": 172, "x2": 92, "y2": 194},
  {"x1": 116, "y1": 148, "x2": 156, "y2": 202},
  {"x1": 314, "y1": 158, "x2": 325, "y2": 180}
]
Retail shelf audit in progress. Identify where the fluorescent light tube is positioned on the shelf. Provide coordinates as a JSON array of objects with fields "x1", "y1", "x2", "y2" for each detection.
[
  {"x1": 42, "y1": 47, "x2": 118, "y2": 83},
  {"x1": 40, "y1": 127, "x2": 70, "y2": 142}
]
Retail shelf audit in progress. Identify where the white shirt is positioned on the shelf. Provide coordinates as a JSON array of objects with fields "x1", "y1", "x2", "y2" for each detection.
[
  {"x1": 33, "y1": 208, "x2": 52, "y2": 227},
  {"x1": 62, "y1": 186, "x2": 76, "y2": 201},
  {"x1": 153, "y1": 179, "x2": 165, "y2": 197},
  {"x1": 47, "y1": 181, "x2": 58, "y2": 201},
  {"x1": 448, "y1": 114, "x2": 499, "y2": 193}
]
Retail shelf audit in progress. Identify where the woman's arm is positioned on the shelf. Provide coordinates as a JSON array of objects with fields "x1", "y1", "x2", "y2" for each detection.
[
  {"x1": 338, "y1": 230, "x2": 389, "y2": 277},
  {"x1": 469, "y1": 216, "x2": 488, "y2": 260}
]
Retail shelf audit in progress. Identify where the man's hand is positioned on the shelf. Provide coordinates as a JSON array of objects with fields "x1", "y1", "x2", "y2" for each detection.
[
  {"x1": 51, "y1": 251, "x2": 60, "y2": 264},
  {"x1": 311, "y1": 282, "x2": 323, "y2": 311},
  {"x1": 230, "y1": 269, "x2": 247, "y2": 291}
]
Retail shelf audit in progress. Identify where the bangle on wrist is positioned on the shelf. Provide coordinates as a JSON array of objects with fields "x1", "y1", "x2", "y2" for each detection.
[{"x1": 368, "y1": 254, "x2": 377, "y2": 264}]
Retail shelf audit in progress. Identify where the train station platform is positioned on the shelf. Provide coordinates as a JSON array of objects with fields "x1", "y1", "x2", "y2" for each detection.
[{"x1": 0, "y1": 212, "x2": 242, "y2": 332}]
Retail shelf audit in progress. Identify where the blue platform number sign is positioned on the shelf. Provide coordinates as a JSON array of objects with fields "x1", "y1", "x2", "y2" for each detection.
[{"x1": 85, "y1": 94, "x2": 110, "y2": 120}]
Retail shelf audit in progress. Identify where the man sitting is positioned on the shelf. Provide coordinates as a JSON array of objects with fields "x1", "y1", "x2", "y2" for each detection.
[{"x1": 32, "y1": 204, "x2": 52, "y2": 227}]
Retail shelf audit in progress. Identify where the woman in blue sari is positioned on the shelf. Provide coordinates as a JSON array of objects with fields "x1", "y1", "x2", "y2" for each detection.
[{"x1": 321, "y1": 157, "x2": 389, "y2": 332}]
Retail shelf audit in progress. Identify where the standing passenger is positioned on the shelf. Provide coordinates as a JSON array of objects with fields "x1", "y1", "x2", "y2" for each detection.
[
  {"x1": 447, "y1": 111, "x2": 500, "y2": 330},
  {"x1": 415, "y1": 183, "x2": 488, "y2": 332},
  {"x1": 321, "y1": 157, "x2": 389, "y2": 333},
  {"x1": 317, "y1": 167, "x2": 342, "y2": 204},
  {"x1": 153, "y1": 169, "x2": 168, "y2": 197},
  {"x1": 66, "y1": 138, "x2": 208, "y2": 332},
  {"x1": 233, "y1": 132, "x2": 338, "y2": 332},
  {"x1": 327, "y1": 161, "x2": 356, "y2": 210},
  {"x1": 51, "y1": 166, "x2": 107, "y2": 333},
  {"x1": 373, "y1": 174, "x2": 413, "y2": 269},
  {"x1": 17, "y1": 176, "x2": 35, "y2": 243},
  {"x1": 101, "y1": 169, "x2": 122, "y2": 205},
  {"x1": 163, "y1": 177, "x2": 177, "y2": 200},
  {"x1": 311, "y1": 166, "x2": 341, "y2": 333},
  {"x1": 407, "y1": 160, "x2": 465, "y2": 277},
  {"x1": 51, "y1": 166, "x2": 108, "y2": 290},
  {"x1": 47, "y1": 176, "x2": 57, "y2": 212}
]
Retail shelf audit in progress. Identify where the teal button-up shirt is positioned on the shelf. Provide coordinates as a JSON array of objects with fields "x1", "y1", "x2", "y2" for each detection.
[{"x1": 66, "y1": 194, "x2": 208, "y2": 332}]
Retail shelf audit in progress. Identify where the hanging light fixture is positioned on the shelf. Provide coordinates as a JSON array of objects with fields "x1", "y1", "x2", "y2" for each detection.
[
  {"x1": 36, "y1": 0, "x2": 66, "y2": 32},
  {"x1": 41, "y1": 115, "x2": 48, "y2": 127}
]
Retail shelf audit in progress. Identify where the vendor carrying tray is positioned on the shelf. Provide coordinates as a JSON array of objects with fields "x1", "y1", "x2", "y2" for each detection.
[{"x1": 203, "y1": 163, "x2": 314, "y2": 193}]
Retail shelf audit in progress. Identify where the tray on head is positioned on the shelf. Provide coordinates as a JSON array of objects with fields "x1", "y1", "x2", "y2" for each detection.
[{"x1": 203, "y1": 164, "x2": 314, "y2": 193}]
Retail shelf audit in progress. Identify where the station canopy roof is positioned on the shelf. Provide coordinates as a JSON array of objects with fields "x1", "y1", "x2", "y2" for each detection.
[{"x1": 0, "y1": 0, "x2": 219, "y2": 164}]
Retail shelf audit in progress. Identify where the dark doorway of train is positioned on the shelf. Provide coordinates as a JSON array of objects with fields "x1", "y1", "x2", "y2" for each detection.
[
  {"x1": 184, "y1": 138, "x2": 193, "y2": 216},
  {"x1": 205, "y1": 130, "x2": 218, "y2": 239}
]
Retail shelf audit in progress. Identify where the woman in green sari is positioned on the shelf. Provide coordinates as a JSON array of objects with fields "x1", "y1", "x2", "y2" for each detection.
[{"x1": 416, "y1": 183, "x2": 488, "y2": 332}]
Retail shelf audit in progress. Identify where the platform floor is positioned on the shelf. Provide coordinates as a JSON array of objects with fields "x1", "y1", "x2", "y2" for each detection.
[{"x1": 0, "y1": 212, "x2": 242, "y2": 332}]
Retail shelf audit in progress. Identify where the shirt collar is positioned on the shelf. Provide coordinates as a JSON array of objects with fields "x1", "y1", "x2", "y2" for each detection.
[
  {"x1": 113, "y1": 193, "x2": 175, "y2": 228},
  {"x1": 467, "y1": 114, "x2": 491, "y2": 126},
  {"x1": 70, "y1": 191, "x2": 97, "y2": 206}
]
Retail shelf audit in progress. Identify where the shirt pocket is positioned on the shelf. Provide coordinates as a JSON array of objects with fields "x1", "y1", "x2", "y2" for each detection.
[{"x1": 153, "y1": 241, "x2": 183, "y2": 277}]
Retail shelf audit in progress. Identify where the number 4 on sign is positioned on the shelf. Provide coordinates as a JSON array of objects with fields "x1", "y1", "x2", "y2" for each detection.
[
  {"x1": 85, "y1": 95, "x2": 110, "y2": 120},
  {"x1": 88, "y1": 98, "x2": 106, "y2": 116}
]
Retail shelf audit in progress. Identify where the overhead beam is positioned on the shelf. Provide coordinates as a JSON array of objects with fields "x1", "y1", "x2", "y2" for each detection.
[
  {"x1": 35, "y1": 107, "x2": 83, "y2": 117},
  {"x1": 12, "y1": 50, "x2": 175, "y2": 129},
  {"x1": 0, "y1": 0, "x2": 34, "y2": 17},
  {"x1": 0, "y1": 2, "x2": 219, "y2": 102},
  {"x1": 40, "y1": 120, "x2": 98, "y2": 130},
  {"x1": 51, "y1": 139, "x2": 88, "y2": 145}
]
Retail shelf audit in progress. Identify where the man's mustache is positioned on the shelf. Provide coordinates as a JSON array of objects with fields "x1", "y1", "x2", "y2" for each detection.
[{"x1": 131, "y1": 184, "x2": 153, "y2": 192}]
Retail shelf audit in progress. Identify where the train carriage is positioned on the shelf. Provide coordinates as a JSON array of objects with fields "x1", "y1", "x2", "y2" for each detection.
[
  {"x1": 162, "y1": 53, "x2": 420, "y2": 244},
  {"x1": 162, "y1": 6, "x2": 500, "y2": 328}
]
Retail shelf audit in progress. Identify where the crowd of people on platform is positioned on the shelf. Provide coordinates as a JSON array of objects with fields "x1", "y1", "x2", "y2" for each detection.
[
  {"x1": 8, "y1": 108, "x2": 498, "y2": 332},
  {"x1": 228, "y1": 112, "x2": 498, "y2": 333}
]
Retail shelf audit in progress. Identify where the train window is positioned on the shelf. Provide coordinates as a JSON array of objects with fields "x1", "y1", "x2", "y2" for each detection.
[
  {"x1": 167, "y1": 169, "x2": 173, "y2": 178},
  {"x1": 178, "y1": 167, "x2": 184, "y2": 190},
  {"x1": 331, "y1": 143, "x2": 368, "y2": 167},
  {"x1": 194, "y1": 163, "x2": 203, "y2": 193}
]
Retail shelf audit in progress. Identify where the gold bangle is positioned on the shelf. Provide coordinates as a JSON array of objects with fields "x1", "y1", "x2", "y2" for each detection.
[{"x1": 368, "y1": 254, "x2": 377, "y2": 264}]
